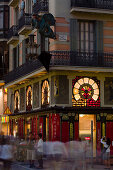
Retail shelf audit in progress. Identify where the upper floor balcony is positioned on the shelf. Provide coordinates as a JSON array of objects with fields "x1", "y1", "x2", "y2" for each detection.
[
  {"x1": 0, "y1": 29, "x2": 8, "y2": 41},
  {"x1": 9, "y1": 0, "x2": 19, "y2": 7},
  {"x1": 4, "y1": 51, "x2": 113, "y2": 85},
  {"x1": 33, "y1": 0, "x2": 49, "y2": 15},
  {"x1": 18, "y1": 13, "x2": 32, "y2": 35},
  {"x1": 71, "y1": 0, "x2": 113, "y2": 15},
  {"x1": 7, "y1": 25, "x2": 19, "y2": 45}
]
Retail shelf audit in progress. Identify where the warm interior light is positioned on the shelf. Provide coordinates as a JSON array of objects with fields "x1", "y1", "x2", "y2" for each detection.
[{"x1": 80, "y1": 114, "x2": 84, "y2": 117}]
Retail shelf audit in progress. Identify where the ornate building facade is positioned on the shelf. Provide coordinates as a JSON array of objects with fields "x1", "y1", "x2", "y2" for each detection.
[
  {"x1": 5, "y1": 0, "x2": 113, "y2": 155},
  {"x1": 0, "y1": 0, "x2": 9, "y2": 135}
]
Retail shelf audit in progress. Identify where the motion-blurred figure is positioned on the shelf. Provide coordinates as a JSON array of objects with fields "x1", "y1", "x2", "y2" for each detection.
[
  {"x1": 0, "y1": 136, "x2": 14, "y2": 170},
  {"x1": 35, "y1": 133, "x2": 43, "y2": 169},
  {"x1": 27, "y1": 132, "x2": 36, "y2": 168}
]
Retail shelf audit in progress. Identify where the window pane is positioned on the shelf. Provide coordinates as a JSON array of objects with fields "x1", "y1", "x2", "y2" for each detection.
[
  {"x1": 81, "y1": 22, "x2": 84, "y2": 31},
  {"x1": 85, "y1": 41, "x2": 89, "y2": 51},
  {"x1": 90, "y1": 42, "x2": 94, "y2": 51},
  {"x1": 85, "y1": 23, "x2": 88, "y2": 31},
  {"x1": 81, "y1": 41, "x2": 84, "y2": 51},
  {"x1": 90, "y1": 23, "x2": 93, "y2": 32},
  {"x1": 81, "y1": 32, "x2": 84, "y2": 40},
  {"x1": 0, "y1": 12, "x2": 3, "y2": 29},
  {"x1": 90, "y1": 33, "x2": 94, "y2": 41},
  {"x1": 85, "y1": 32, "x2": 88, "y2": 41}
]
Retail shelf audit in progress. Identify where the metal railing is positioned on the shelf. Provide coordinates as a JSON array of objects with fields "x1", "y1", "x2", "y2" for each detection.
[
  {"x1": 33, "y1": 0, "x2": 48, "y2": 14},
  {"x1": 18, "y1": 13, "x2": 32, "y2": 31},
  {"x1": 8, "y1": 25, "x2": 18, "y2": 39},
  {"x1": 71, "y1": 0, "x2": 113, "y2": 10},
  {"x1": 4, "y1": 51, "x2": 113, "y2": 84}
]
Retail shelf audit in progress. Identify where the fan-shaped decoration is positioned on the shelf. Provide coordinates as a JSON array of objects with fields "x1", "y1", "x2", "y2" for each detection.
[{"x1": 72, "y1": 77, "x2": 100, "y2": 107}]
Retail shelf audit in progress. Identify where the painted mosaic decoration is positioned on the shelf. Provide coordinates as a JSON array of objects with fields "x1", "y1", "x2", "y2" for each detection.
[{"x1": 72, "y1": 77, "x2": 100, "y2": 107}]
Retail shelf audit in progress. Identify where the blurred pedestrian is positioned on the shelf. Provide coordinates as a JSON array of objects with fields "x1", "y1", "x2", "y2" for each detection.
[
  {"x1": 35, "y1": 133, "x2": 43, "y2": 169},
  {"x1": 101, "y1": 136, "x2": 111, "y2": 169},
  {"x1": 27, "y1": 132, "x2": 36, "y2": 168},
  {"x1": 0, "y1": 136, "x2": 14, "y2": 170}
]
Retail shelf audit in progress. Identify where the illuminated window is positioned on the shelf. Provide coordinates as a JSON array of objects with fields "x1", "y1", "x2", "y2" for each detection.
[
  {"x1": 26, "y1": 86, "x2": 32, "y2": 111},
  {"x1": 41, "y1": 80, "x2": 50, "y2": 106},
  {"x1": 14, "y1": 90, "x2": 20, "y2": 112},
  {"x1": 72, "y1": 77, "x2": 100, "y2": 107}
]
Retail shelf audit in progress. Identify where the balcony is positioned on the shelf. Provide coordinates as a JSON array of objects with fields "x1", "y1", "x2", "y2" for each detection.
[
  {"x1": 0, "y1": 29, "x2": 8, "y2": 40},
  {"x1": 9, "y1": 0, "x2": 19, "y2": 7},
  {"x1": 33, "y1": 0, "x2": 48, "y2": 15},
  {"x1": 7, "y1": 25, "x2": 19, "y2": 45},
  {"x1": 18, "y1": 14, "x2": 32, "y2": 35},
  {"x1": 71, "y1": 0, "x2": 113, "y2": 15},
  {"x1": 4, "y1": 51, "x2": 113, "y2": 85}
]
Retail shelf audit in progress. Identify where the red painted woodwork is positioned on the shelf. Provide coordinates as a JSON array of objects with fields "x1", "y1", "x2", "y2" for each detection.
[
  {"x1": 39, "y1": 117, "x2": 43, "y2": 139},
  {"x1": 35, "y1": 116, "x2": 37, "y2": 138},
  {"x1": 74, "y1": 122, "x2": 79, "y2": 140},
  {"x1": 9, "y1": 119, "x2": 12, "y2": 135},
  {"x1": 106, "y1": 122, "x2": 113, "y2": 155},
  {"x1": 49, "y1": 114, "x2": 51, "y2": 141},
  {"x1": 52, "y1": 114, "x2": 60, "y2": 141},
  {"x1": 96, "y1": 122, "x2": 101, "y2": 156},
  {"x1": 21, "y1": 119, "x2": 23, "y2": 138},
  {"x1": 62, "y1": 122, "x2": 69, "y2": 142}
]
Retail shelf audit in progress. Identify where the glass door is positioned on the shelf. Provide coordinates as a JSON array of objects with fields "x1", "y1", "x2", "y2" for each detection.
[{"x1": 79, "y1": 114, "x2": 96, "y2": 156}]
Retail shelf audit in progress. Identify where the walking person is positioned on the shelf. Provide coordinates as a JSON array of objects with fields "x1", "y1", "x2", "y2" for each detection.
[
  {"x1": 101, "y1": 136, "x2": 111, "y2": 169},
  {"x1": 35, "y1": 133, "x2": 43, "y2": 169},
  {"x1": 0, "y1": 136, "x2": 14, "y2": 170},
  {"x1": 27, "y1": 132, "x2": 36, "y2": 168}
]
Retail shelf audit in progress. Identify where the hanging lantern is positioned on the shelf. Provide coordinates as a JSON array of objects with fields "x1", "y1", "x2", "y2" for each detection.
[{"x1": 26, "y1": 34, "x2": 40, "y2": 61}]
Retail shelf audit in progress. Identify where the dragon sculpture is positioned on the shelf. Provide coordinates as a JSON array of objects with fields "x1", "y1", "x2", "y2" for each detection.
[{"x1": 32, "y1": 13, "x2": 56, "y2": 39}]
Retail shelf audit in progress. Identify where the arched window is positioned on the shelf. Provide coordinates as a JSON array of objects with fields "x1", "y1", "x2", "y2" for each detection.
[
  {"x1": 26, "y1": 86, "x2": 32, "y2": 111},
  {"x1": 14, "y1": 90, "x2": 20, "y2": 112},
  {"x1": 41, "y1": 80, "x2": 50, "y2": 106}
]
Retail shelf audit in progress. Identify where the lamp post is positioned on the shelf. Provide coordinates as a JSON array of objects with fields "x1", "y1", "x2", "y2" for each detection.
[{"x1": 26, "y1": 34, "x2": 40, "y2": 61}]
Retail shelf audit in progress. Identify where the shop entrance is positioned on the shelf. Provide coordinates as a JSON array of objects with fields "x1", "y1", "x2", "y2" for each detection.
[{"x1": 79, "y1": 114, "x2": 96, "y2": 156}]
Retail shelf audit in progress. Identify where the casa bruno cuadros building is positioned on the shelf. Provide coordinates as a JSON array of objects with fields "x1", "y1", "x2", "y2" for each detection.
[{"x1": 5, "y1": 0, "x2": 113, "y2": 156}]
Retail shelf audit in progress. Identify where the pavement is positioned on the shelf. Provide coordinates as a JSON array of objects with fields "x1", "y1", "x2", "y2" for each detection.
[{"x1": 11, "y1": 159, "x2": 113, "y2": 170}]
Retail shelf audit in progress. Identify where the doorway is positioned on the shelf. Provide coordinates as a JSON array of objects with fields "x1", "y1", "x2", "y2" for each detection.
[{"x1": 79, "y1": 114, "x2": 96, "y2": 156}]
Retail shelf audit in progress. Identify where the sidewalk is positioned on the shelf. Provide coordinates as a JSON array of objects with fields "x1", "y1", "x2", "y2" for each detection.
[{"x1": 14, "y1": 159, "x2": 113, "y2": 170}]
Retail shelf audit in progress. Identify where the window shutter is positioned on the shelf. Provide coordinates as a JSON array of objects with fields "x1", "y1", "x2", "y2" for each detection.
[
  {"x1": 70, "y1": 19, "x2": 78, "y2": 51},
  {"x1": 22, "y1": 40, "x2": 26, "y2": 64},
  {"x1": 95, "y1": 21, "x2": 103, "y2": 52},
  {"x1": 16, "y1": 45, "x2": 19, "y2": 67},
  {"x1": 37, "y1": 30, "x2": 41, "y2": 54}
]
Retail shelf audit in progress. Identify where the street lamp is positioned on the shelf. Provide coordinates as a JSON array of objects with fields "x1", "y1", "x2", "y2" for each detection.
[{"x1": 26, "y1": 34, "x2": 40, "y2": 61}]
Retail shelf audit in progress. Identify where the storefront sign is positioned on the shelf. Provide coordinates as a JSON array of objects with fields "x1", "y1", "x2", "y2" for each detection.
[{"x1": 85, "y1": 137, "x2": 91, "y2": 140}]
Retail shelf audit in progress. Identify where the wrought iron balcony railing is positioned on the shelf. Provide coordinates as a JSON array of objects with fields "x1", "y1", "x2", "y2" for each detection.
[
  {"x1": 4, "y1": 51, "x2": 113, "y2": 84},
  {"x1": 18, "y1": 13, "x2": 32, "y2": 32},
  {"x1": 33, "y1": 0, "x2": 48, "y2": 14},
  {"x1": 8, "y1": 25, "x2": 18, "y2": 39},
  {"x1": 71, "y1": 0, "x2": 113, "y2": 10}
]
